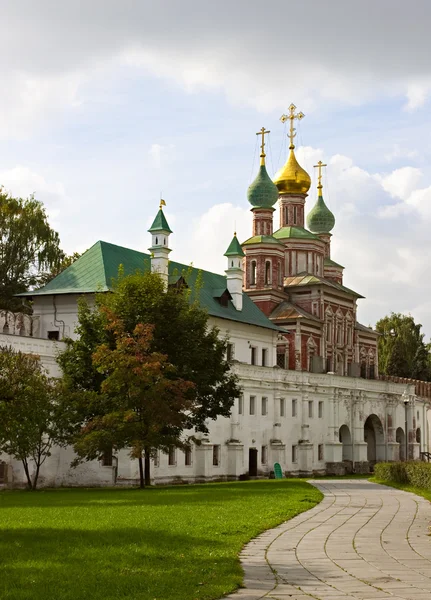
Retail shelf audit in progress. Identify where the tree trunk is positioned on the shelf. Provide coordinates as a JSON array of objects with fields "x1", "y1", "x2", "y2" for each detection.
[
  {"x1": 144, "y1": 447, "x2": 151, "y2": 487},
  {"x1": 33, "y1": 459, "x2": 41, "y2": 490},
  {"x1": 22, "y1": 459, "x2": 33, "y2": 490},
  {"x1": 138, "y1": 455, "x2": 145, "y2": 488}
]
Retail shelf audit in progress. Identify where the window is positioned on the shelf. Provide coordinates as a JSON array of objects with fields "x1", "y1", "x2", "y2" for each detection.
[
  {"x1": 369, "y1": 363, "x2": 375, "y2": 380},
  {"x1": 238, "y1": 395, "x2": 244, "y2": 415},
  {"x1": 251, "y1": 261, "x2": 257, "y2": 285},
  {"x1": 47, "y1": 330, "x2": 60, "y2": 341},
  {"x1": 184, "y1": 446, "x2": 192, "y2": 466},
  {"x1": 265, "y1": 261, "x2": 271, "y2": 285},
  {"x1": 318, "y1": 444, "x2": 324, "y2": 461},
  {"x1": 278, "y1": 263, "x2": 283, "y2": 286},
  {"x1": 168, "y1": 446, "x2": 176, "y2": 466},
  {"x1": 213, "y1": 445, "x2": 220, "y2": 466},
  {"x1": 417, "y1": 410, "x2": 420, "y2": 420},
  {"x1": 326, "y1": 357, "x2": 332, "y2": 373},
  {"x1": 251, "y1": 346, "x2": 257, "y2": 365},
  {"x1": 226, "y1": 343, "x2": 234, "y2": 361},
  {"x1": 308, "y1": 401, "x2": 313, "y2": 418},
  {"x1": 292, "y1": 398, "x2": 297, "y2": 417},
  {"x1": 277, "y1": 352, "x2": 286, "y2": 368},
  {"x1": 318, "y1": 401, "x2": 324, "y2": 418},
  {"x1": 101, "y1": 448, "x2": 113, "y2": 467},
  {"x1": 285, "y1": 205, "x2": 289, "y2": 225},
  {"x1": 249, "y1": 396, "x2": 256, "y2": 415},
  {"x1": 261, "y1": 445, "x2": 268, "y2": 465},
  {"x1": 262, "y1": 348, "x2": 268, "y2": 366},
  {"x1": 261, "y1": 397, "x2": 268, "y2": 416},
  {"x1": 293, "y1": 205, "x2": 297, "y2": 225},
  {"x1": 292, "y1": 445, "x2": 298, "y2": 463},
  {"x1": 154, "y1": 450, "x2": 160, "y2": 468},
  {"x1": 280, "y1": 398, "x2": 285, "y2": 417}
]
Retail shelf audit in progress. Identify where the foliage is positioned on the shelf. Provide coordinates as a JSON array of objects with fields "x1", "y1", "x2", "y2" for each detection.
[
  {"x1": 58, "y1": 270, "x2": 241, "y2": 483},
  {"x1": 74, "y1": 311, "x2": 195, "y2": 488},
  {"x1": 0, "y1": 480, "x2": 322, "y2": 600},
  {"x1": 0, "y1": 189, "x2": 65, "y2": 311},
  {"x1": 376, "y1": 312, "x2": 431, "y2": 380},
  {"x1": 374, "y1": 461, "x2": 431, "y2": 488},
  {"x1": 0, "y1": 347, "x2": 71, "y2": 489}
]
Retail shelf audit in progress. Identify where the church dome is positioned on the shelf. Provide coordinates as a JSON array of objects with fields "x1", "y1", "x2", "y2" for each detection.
[
  {"x1": 247, "y1": 164, "x2": 279, "y2": 208},
  {"x1": 306, "y1": 192, "x2": 335, "y2": 233},
  {"x1": 273, "y1": 149, "x2": 311, "y2": 196}
]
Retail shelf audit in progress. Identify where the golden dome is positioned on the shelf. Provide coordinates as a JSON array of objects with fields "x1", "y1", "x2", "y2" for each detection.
[{"x1": 273, "y1": 148, "x2": 311, "y2": 195}]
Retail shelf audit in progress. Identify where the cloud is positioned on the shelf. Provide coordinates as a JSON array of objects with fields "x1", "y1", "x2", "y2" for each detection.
[
  {"x1": 0, "y1": 0, "x2": 431, "y2": 136},
  {"x1": 379, "y1": 167, "x2": 423, "y2": 201}
]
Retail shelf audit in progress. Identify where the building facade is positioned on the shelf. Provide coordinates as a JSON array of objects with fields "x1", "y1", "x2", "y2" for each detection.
[{"x1": 1, "y1": 115, "x2": 430, "y2": 488}]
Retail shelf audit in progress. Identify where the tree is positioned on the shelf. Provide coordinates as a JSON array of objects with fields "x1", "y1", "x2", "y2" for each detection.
[
  {"x1": 59, "y1": 270, "x2": 241, "y2": 484},
  {"x1": 0, "y1": 188, "x2": 65, "y2": 311},
  {"x1": 74, "y1": 311, "x2": 195, "y2": 488},
  {"x1": 376, "y1": 312, "x2": 431, "y2": 380},
  {"x1": 0, "y1": 347, "x2": 71, "y2": 489}
]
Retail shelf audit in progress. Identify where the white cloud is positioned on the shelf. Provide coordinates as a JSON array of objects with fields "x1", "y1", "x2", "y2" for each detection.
[
  {"x1": 379, "y1": 167, "x2": 423, "y2": 201},
  {"x1": 384, "y1": 144, "x2": 418, "y2": 163},
  {"x1": 0, "y1": 1, "x2": 430, "y2": 135}
]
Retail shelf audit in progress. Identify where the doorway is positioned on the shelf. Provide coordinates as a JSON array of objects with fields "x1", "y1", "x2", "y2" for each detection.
[{"x1": 249, "y1": 448, "x2": 258, "y2": 476}]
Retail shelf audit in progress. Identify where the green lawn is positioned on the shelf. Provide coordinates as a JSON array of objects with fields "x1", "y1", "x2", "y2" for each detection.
[
  {"x1": 0, "y1": 480, "x2": 322, "y2": 600},
  {"x1": 371, "y1": 477, "x2": 431, "y2": 502}
]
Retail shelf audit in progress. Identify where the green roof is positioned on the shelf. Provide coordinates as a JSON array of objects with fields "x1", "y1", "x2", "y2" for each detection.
[
  {"x1": 324, "y1": 257, "x2": 344, "y2": 269},
  {"x1": 247, "y1": 164, "x2": 278, "y2": 209},
  {"x1": 224, "y1": 235, "x2": 245, "y2": 257},
  {"x1": 306, "y1": 194, "x2": 335, "y2": 234},
  {"x1": 148, "y1": 209, "x2": 172, "y2": 233},
  {"x1": 242, "y1": 235, "x2": 283, "y2": 246},
  {"x1": 283, "y1": 273, "x2": 364, "y2": 298},
  {"x1": 22, "y1": 241, "x2": 280, "y2": 331},
  {"x1": 273, "y1": 226, "x2": 320, "y2": 240}
]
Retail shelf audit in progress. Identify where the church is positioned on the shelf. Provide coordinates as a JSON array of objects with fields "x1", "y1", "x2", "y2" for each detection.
[{"x1": 0, "y1": 105, "x2": 429, "y2": 488}]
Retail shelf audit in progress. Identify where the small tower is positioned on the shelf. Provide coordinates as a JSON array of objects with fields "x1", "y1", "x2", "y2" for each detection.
[
  {"x1": 148, "y1": 200, "x2": 172, "y2": 288},
  {"x1": 224, "y1": 233, "x2": 245, "y2": 311},
  {"x1": 306, "y1": 160, "x2": 335, "y2": 257}
]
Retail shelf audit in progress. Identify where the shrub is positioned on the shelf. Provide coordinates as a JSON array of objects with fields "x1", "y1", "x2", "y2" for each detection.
[{"x1": 374, "y1": 461, "x2": 431, "y2": 489}]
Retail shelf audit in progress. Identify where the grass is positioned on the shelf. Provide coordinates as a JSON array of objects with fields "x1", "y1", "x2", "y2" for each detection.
[
  {"x1": 0, "y1": 479, "x2": 322, "y2": 600},
  {"x1": 371, "y1": 477, "x2": 431, "y2": 502}
]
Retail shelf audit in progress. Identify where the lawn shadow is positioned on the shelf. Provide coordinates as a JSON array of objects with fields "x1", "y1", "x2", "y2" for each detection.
[{"x1": 0, "y1": 526, "x2": 236, "y2": 600}]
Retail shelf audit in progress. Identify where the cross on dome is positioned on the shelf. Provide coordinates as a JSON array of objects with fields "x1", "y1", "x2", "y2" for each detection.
[
  {"x1": 256, "y1": 127, "x2": 270, "y2": 165},
  {"x1": 280, "y1": 104, "x2": 305, "y2": 150}
]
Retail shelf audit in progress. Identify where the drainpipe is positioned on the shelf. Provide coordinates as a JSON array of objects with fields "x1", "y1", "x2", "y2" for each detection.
[
  {"x1": 53, "y1": 296, "x2": 65, "y2": 339},
  {"x1": 403, "y1": 396, "x2": 409, "y2": 460}
]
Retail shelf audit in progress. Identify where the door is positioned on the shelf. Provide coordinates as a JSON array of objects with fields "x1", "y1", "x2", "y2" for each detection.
[{"x1": 249, "y1": 448, "x2": 258, "y2": 476}]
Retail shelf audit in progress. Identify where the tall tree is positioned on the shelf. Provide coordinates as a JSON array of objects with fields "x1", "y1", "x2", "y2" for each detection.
[
  {"x1": 376, "y1": 312, "x2": 430, "y2": 380},
  {"x1": 74, "y1": 312, "x2": 194, "y2": 488},
  {"x1": 0, "y1": 347, "x2": 71, "y2": 489},
  {"x1": 0, "y1": 188, "x2": 65, "y2": 311},
  {"x1": 59, "y1": 270, "x2": 241, "y2": 484}
]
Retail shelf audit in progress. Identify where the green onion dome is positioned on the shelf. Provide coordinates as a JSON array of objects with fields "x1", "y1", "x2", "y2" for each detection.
[
  {"x1": 247, "y1": 164, "x2": 279, "y2": 209},
  {"x1": 306, "y1": 192, "x2": 335, "y2": 234}
]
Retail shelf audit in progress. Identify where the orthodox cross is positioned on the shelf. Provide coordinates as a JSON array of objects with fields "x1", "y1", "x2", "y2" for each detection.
[
  {"x1": 314, "y1": 160, "x2": 327, "y2": 190},
  {"x1": 256, "y1": 127, "x2": 270, "y2": 163},
  {"x1": 280, "y1": 103, "x2": 305, "y2": 149}
]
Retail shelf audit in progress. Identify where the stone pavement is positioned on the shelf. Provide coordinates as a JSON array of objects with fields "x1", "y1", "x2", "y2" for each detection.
[{"x1": 224, "y1": 479, "x2": 431, "y2": 600}]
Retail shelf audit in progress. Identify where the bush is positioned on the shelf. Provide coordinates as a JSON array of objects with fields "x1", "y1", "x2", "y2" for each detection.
[{"x1": 374, "y1": 461, "x2": 431, "y2": 488}]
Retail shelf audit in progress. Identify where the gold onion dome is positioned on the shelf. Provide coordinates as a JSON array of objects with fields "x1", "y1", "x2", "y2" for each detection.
[{"x1": 273, "y1": 148, "x2": 311, "y2": 195}]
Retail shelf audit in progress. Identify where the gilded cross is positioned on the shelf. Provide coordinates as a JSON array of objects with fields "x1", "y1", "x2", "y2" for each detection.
[
  {"x1": 280, "y1": 103, "x2": 305, "y2": 149},
  {"x1": 256, "y1": 127, "x2": 270, "y2": 164},
  {"x1": 314, "y1": 160, "x2": 327, "y2": 189}
]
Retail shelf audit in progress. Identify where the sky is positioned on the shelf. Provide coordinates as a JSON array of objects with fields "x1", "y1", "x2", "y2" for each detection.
[{"x1": 1, "y1": 0, "x2": 431, "y2": 336}]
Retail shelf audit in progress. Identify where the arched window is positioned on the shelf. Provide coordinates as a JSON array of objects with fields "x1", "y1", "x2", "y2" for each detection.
[
  {"x1": 293, "y1": 206, "x2": 297, "y2": 225},
  {"x1": 251, "y1": 261, "x2": 257, "y2": 285},
  {"x1": 285, "y1": 205, "x2": 288, "y2": 225},
  {"x1": 265, "y1": 261, "x2": 271, "y2": 285},
  {"x1": 155, "y1": 236, "x2": 158, "y2": 245}
]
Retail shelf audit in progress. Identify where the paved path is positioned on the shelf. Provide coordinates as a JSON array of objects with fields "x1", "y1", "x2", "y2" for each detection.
[{"x1": 225, "y1": 480, "x2": 431, "y2": 600}]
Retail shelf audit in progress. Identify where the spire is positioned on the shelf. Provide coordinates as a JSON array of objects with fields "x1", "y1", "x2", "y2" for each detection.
[
  {"x1": 148, "y1": 200, "x2": 172, "y2": 233},
  {"x1": 224, "y1": 233, "x2": 245, "y2": 257},
  {"x1": 306, "y1": 161, "x2": 335, "y2": 234},
  {"x1": 247, "y1": 127, "x2": 278, "y2": 208},
  {"x1": 273, "y1": 104, "x2": 311, "y2": 196}
]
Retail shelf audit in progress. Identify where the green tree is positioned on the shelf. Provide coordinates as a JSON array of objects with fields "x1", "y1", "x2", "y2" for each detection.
[
  {"x1": 376, "y1": 312, "x2": 430, "y2": 380},
  {"x1": 59, "y1": 270, "x2": 241, "y2": 484},
  {"x1": 74, "y1": 312, "x2": 195, "y2": 488},
  {"x1": 0, "y1": 188, "x2": 65, "y2": 311},
  {"x1": 0, "y1": 347, "x2": 71, "y2": 489}
]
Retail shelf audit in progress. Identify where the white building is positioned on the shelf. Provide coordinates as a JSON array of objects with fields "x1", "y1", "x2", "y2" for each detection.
[{"x1": 1, "y1": 126, "x2": 430, "y2": 488}]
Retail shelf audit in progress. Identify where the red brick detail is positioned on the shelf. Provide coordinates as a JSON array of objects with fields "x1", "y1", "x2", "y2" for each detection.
[{"x1": 254, "y1": 299, "x2": 279, "y2": 316}]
